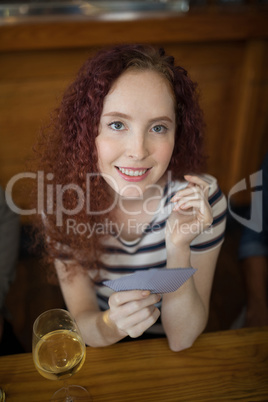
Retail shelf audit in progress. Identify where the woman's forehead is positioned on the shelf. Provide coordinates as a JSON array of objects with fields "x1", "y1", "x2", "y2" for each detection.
[{"x1": 102, "y1": 69, "x2": 176, "y2": 117}]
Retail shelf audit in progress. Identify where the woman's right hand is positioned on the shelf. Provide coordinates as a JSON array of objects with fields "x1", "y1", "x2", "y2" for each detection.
[{"x1": 107, "y1": 290, "x2": 161, "y2": 338}]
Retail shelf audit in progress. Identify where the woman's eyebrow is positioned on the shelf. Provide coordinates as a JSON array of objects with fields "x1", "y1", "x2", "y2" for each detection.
[
  {"x1": 102, "y1": 111, "x2": 174, "y2": 123},
  {"x1": 102, "y1": 112, "x2": 131, "y2": 120},
  {"x1": 148, "y1": 116, "x2": 174, "y2": 124}
]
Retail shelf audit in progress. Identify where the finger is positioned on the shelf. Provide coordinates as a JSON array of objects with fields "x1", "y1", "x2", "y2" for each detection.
[
  {"x1": 109, "y1": 302, "x2": 158, "y2": 335},
  {"x1": 115, "y1": 293, "x2": 161, "y2": 318},
  {"x1": 109, "y1": 290, "x2": 150, "y2": 308},
  {"x1": 173, "y1": 200, "x2": 212, "y2": 223},
  {"x1": 184, "y1": 175, "x2": 211, "y2": 196},
  {"x1": 173, "y1": 195, "x2": 208, "y2": 212},
  {"x1": 171, "y1": 185, "x2": 205, "y2": 203},
  {"x1": 172, "y1": 191, "x2": 204, "y2": 208},
  {"x1": 118, "y1": 304, "x2": 156, "y2": 332},
  {"x1": 127, "y1": 307, "x2": 161, "y2": 338}
]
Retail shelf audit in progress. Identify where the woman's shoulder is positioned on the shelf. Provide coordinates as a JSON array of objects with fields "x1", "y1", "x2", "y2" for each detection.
[
  {"x1": 189, "y1": 174, "x2": 227, "y2": 252},
  {"x1": 201, "y1": 174, "x2": 226, "y2": 207}
]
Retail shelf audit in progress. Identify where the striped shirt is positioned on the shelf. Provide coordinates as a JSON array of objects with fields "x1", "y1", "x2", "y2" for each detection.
[{"x1": 88, "y1": 174, "x2": 227, "y2": 312}]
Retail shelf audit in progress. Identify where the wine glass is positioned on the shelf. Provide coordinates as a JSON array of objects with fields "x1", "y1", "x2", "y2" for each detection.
[{"x1": 32, "y1": 308, "x2": 91, "y2": 401}]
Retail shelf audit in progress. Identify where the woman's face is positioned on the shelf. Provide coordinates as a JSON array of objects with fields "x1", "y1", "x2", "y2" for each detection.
[{"x1": 96, "y1": 69, "x2": 176, "y2": 200}]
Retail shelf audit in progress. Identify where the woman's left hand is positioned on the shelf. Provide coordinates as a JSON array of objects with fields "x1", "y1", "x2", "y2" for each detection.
[{"x1": 166, "y1": 175, "x2": 213, "y2": 249}]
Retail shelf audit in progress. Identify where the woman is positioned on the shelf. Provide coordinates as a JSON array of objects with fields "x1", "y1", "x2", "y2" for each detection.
[{"x1": 35, "y1": 44, "x2": 227, "y2": 351}]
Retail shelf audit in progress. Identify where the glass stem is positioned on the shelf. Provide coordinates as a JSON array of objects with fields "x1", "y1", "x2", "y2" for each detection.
[{"x1": 63, "y1": 380, "x2": 73, "y2": 402}]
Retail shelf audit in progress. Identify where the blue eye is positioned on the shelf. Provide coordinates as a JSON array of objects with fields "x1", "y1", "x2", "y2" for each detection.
[
  {"x1": 152, "y1": 125, "x2": 167, "y2": 134},
  {"x1": 109, "y1": 121, "x2": 125, "y2": 131}
]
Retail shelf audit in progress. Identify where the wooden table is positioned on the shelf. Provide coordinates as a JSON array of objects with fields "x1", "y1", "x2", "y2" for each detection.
[{"x1": 0, "y1": 327, "x2": 267, "y2": 401}]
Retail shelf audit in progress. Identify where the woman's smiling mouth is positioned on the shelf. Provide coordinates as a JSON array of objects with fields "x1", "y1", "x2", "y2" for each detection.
[{"x1": 116, "y1": 166, "x2": 151, "y2": 181}]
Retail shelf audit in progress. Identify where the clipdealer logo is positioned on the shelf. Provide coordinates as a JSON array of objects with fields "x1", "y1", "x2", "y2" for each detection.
[
  {"x1": 4, "y1": 169, "x2": 264, "y2": 233},
  {"x1": 5, "y1": 171, "x2": 118, "y2": 226},
  {"x1": 227, "y1": 169, "x2": 263, "y2": 233},
  {"x1": 4, "y1": 171, "x2": 168, "y2": 226}
]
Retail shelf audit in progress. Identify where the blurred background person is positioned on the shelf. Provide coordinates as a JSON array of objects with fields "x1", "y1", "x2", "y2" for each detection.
[
  {"x1": 0, "y1": 185, "x2": 24, "y2": 355},
  {"x1": 233, "y1": 153, "x2": 268, "y2": 328}
]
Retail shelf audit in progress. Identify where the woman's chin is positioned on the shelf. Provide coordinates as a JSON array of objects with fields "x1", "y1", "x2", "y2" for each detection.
[{"x1": 119, "y1": 190, "x2": 144, "y2": 200}]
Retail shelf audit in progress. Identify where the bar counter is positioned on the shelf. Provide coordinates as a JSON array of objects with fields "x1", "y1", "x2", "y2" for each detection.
[{"x1": 0, "y1": 327, "x2": 268, "y2": 401}]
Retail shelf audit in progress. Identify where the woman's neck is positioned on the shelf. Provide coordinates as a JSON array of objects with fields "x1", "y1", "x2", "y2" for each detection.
[
  {"x1": 117, "y1": 175, "x2": 166, "y2": 213},
  {"x1": 112, "y1": 176, "x2": 167, "y2": 241}
]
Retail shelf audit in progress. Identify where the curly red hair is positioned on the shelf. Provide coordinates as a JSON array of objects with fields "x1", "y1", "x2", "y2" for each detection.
[{"x1": 33, "y1": 44, "x2": 206, "y2": 272}]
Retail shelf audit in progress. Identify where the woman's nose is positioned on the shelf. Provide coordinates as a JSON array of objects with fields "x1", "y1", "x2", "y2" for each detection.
[{"x1": 126, "y1": 132, "x2": 149, "y2": 160}]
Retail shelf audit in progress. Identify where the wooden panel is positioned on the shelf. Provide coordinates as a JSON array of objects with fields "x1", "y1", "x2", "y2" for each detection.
[
  {"x1": 163, "y1": 42, "x2": 247, "y2": 193},
  {"x1": 0, "y1": 13, "x2": 267, "y2": 214},
  {"x1": 0, "y1": 7, "x2": 268, "y2": 51},
  {"x1": 229, "y1": 40, "x2": 268, "y2": 202},
  {"x1": 0, "y1": 49, "x2": 93, "y2": 214}
]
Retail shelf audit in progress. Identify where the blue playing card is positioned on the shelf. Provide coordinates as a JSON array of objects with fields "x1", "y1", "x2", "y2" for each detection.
[{"x1": 103, "y1": 267, "x2": 197, "y2": 293}]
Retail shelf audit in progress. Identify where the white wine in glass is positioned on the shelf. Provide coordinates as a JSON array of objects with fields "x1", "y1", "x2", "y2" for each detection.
[{"x1": 32, "y1": 308, "x2": 91, "y2": 401}]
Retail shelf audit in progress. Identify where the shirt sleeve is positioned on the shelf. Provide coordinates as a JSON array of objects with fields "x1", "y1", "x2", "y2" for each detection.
[{"x1": 190, "y1": 174, "x2": 227, "y2": 253}]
